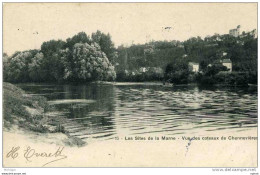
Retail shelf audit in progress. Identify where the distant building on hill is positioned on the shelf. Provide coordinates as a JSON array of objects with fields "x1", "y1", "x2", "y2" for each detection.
[
  {"x1": 139, "y1": 67, "x2": 148, "y2": 73},
  {"x1": 220, "y1": 59, "x2": 232, "y2": 72},
  {"x1": 229, "y1": 25, "x2": 241, "y2": 37},
  {"x1": 188, "y1": 62, "x2": 200, "y2": 73},
  {"x1": 229, "y1": 25, "x2": 257, "y2": 39},
  {"x1": 182, "y1": 54, "x2": 188, "y2": 58},
  {"x1": 222, "y1": 52, "x2": 227, "y2": 56}
]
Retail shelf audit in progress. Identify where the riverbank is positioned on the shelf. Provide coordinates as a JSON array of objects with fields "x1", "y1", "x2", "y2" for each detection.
[
  {"x1": 3, "y1": 82, "x2": 86, "y2": 147},
  {"x1": 96, "y1": 81, "x2": 257, "y2": 89},
  {"x1": 14, "y1": 80, "x2": 257, "y2": 88}
]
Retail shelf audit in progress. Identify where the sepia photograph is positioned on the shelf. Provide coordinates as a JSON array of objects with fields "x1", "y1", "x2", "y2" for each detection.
[{"x1": 1, "y1": 2, "x2": 258, "y2": 170}]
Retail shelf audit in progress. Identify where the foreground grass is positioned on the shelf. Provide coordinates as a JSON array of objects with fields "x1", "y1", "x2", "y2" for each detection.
[
  {"x1": 3, "y1": 82, "x2": 86, "y2": 146},
  {"x1": 3, "y1": 82, "x2": 49, "y2": 131}
]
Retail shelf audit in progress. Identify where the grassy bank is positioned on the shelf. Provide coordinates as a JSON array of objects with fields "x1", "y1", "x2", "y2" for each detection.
[
  {"x1": 3, "y1": 82, "x2": 86, "y2": 146},
  {"x1": 4, "y1": 82, "x2": 48, "y2": 130}
]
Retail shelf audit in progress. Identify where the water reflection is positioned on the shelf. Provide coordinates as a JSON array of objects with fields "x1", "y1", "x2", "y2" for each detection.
[{"x1": 17, "y1": 83, "x2": 257, "y2": 142}]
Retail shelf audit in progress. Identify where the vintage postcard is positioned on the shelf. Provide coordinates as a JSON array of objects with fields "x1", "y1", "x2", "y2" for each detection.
[{"x1": 2, "y1": 2, "x2": 258, "y2": 169}]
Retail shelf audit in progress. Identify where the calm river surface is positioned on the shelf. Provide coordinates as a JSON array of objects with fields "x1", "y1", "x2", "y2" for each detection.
[{"x1": 17, "y1": 83, "x2": 257, "y2": 142}]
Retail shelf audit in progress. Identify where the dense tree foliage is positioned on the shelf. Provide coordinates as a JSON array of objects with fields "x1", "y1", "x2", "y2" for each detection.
[
  {"x1": 65, "y1": 32, "x2": 91, "y2": 49},
  {"x1": 115, "y1": 32, "x2": 257, "y2": 84},
  {"x1": 164, "y1": 60, "x2": 191, "y2": 84},
  {"x1": 5, "y1": 50, "x2": 40, "y2": 82},
  {"x1": 4, "y1": 31, "x2": 116, "y2": 83},
  {"x1": 28, "y1": 52, "x2": 45, "y2": 82},
  {"x1": 91, "y1": 30, "x2": 118, "y2": 64},
  {"x1": 3, "y1": 53, "x2": 9, "y2": 81},
  {"x1": 62, "y1": 42, "x2": 116, "y2": 82},
  {"x1": 40, "y1": 40, "x2": 66, "y2": 82}
]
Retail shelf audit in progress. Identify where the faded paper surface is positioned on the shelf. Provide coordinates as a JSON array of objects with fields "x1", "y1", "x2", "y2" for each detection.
[
  {"x1": 3, "y1": 128, "x2": 257, "y2": 167},
  {"x1": 2, "y1": 3, "x2": 258, "y2": 167},
  {"x1": 3, "y1": 3, "x2": 257, "y2": 55}
]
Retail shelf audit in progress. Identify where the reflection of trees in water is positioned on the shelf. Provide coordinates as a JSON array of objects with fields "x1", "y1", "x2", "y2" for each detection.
[{"x1": 62, "y1": 84, "x2": 116, "y2": 135}]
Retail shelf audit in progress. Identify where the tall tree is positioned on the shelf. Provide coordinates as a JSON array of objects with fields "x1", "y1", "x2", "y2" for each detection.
[
  {"x1": 65, "y1": 32, "x2": 91, "y2": 49},
  {"x1": 92, "y1": 30, "x2": 117, "y2": 64},
  {"x1": 28, "y1": 52, "x2": 44, "y2": 82},
  {"x1": 62, "y1": 42, "x2": 116, "y2": 82},
  {"x1": 40, "y1": 40, "x2": 66, "y2": 82}
]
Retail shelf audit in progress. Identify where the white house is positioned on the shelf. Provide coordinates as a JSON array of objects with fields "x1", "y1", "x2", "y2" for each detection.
[
  {"x1": 188, "y1": 62, "x2": 200, "y2": 73},
  {"x1": 139, "y1": 67, "x2": 148, "y2": 73},
  {"x1": 229, "y1": 25, "x2": 241, "y2": 37},
  {"x1": 182, "y1": 54, "x2": 188, "y2": 58},
  {"x1": 222, "y1": 52, "x2": 227, "y2": 56},
  {"x1": 221, "y1": 59, "x2": 232, "y2": 72}
]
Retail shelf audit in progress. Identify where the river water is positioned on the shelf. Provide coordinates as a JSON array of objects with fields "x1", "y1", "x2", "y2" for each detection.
[{"x1": 17, "y1": 83, "x2": 257, "y2": 143}]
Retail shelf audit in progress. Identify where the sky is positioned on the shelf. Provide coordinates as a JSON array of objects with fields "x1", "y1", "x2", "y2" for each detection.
[{"x1": 3, "y1": 3, "x2": 257, "y2": 56}]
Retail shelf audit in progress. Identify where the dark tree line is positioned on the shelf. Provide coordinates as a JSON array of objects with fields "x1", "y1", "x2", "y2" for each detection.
[
  {"x1": 115, "y1": 32, "x2": 257, "y2": 84},
  {"x1": 4, "y1": 31, "x2": 117, "y2": 83},
  {"x1": 3, "y1": 30, "x2": 257, "y2": 85}
]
